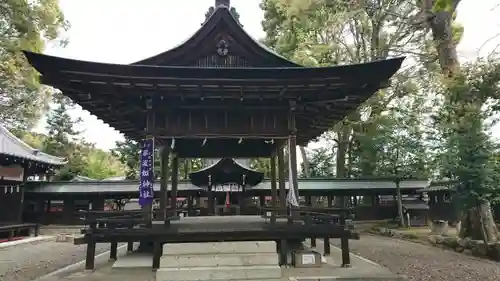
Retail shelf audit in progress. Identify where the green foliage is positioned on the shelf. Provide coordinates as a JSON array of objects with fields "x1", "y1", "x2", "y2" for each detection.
[
  {"x1": 432, "y1": 0, "x2": 456, "y2": 12},
  {"x1": 111, "y1": 140, "x2": 204, "y2": 181},
  {"x1": 112, "y1": 139, "x2": 141, "y2": 180},
  {"x1": 260, "y1": 0, "x2": 433, "y2": 180},
  {"x1": 250, "y1": 158, "x2": 272, "y2": 178},
  {"x1": 432, "y1": 58, "x2": 500, "y2": 207},
  {"x1": 43, "y1": 99, "x2": 85, "y2": 180},
  {"x1": 17, "y1": 98, "x2": 125, "y2": 180},
  {"x1": 0, "y1": 0, "x2": 69, "y2": 129},
  {"x1": 301, "y1": 147, "x2": 335, "y2": 177}
]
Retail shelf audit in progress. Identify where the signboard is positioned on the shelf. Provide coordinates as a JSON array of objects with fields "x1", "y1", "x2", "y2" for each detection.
[
  {"x1": 211, "y1": 184, "x2": 242, "y2": 192},
  {"x1": 0, "y1": 164, "x2": 24, "y2": 182},
  {"x1": 138, "y1": 138, "x2": 154, "y2": 206},
  {"x1": 301, "y1": 254, "x2": 316, "y2": 265}
]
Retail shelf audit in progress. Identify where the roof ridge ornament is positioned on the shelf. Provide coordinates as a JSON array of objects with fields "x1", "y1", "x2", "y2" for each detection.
[
  {"x1": 215, "y1": 0, "x2": 230, "y2": 7},
  {"x1": 203, "y1": 0, "x2": 242, "y2": 26}
]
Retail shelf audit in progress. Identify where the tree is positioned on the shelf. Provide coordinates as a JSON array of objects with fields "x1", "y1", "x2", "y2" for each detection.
[
  {"x1": 112, "y1": 139, "x2": 140, "y2": 180},
  {"x1": 250, "y1": 158, "x2": 272, "y2": 178},
  {"x1": 0, "y1": 0, "x2": 68, "y2": 129},
  {"x1": 301, "y1": 147, "x2": 335, "y2": 178},
  {"x1": 260, "y1": 0, "x2": 431, "y2": 180},
  {"x1": 112, "y1": 139, "x2": 204, "y2": 181},
  {"x1": 43, "y1": 98, "x2": 85, "y2": 180},
  {"x1": 83, "y1": 147, "x2": 126, "y2": 179},
  {"x1": 416, "y1": 0, "x2": 500, "y2": 242}
]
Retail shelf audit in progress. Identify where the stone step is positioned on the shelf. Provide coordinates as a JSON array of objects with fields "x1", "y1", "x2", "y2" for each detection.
[
  {"x1": 156, "y1": 265, "x2": 282, "y2": 281},
  {"x1": 163, "y1": 241, "x2": 276, "y2": 256},
  {"x1": 160, "y1": 253, "x2": 279, "y2": 268}
]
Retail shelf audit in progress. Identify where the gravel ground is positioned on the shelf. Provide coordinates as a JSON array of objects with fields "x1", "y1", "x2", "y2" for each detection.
[
  {"x1": 331, "y1": 235, "x2": 500, "y2": 281},
  {"x1": 0, "y1": 240, "x2": 111, "y2": 281}
]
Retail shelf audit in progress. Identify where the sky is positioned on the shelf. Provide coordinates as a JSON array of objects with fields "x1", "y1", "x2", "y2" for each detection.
[{"x1": 35, "y1": 0, "x2": 500, "y2": 151}]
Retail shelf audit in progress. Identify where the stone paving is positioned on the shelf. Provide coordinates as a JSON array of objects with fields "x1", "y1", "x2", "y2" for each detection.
[
  {"x1": 330, "y1": 235, "x2": 500, "y2": 281},
  {"x1": 0, "y1": 239, "x2": 111, "y2": 281}
]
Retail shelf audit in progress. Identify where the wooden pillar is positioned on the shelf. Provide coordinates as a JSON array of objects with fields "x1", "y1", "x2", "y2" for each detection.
[
  {"x1": 238, "y1": 192, "x2": 245, "y2": 215},
  {"x1": 187, "y1": 195, "x2": 194, "y2": 216},
  {"x1": 340, "y1": 214, "x2": 351, "y2": 267},
  {"x1": 170, "y1": 154, "x2": 179, "y2": 217},
  {"x1": 160, "y1": 147, "x2": 170, "y2": 223},
  {"x1": 63, "y1": 197, "x2": 75, "y2": 224},
  {"x1": 305, "y1": 195, "x2": 312, "y2": 206},
  {"x1": 270, "y1": 150, "x2": 277, "y2": 223},
  {"x1": 18, "y1": 171, "x2": 28, "y2": 222},
  {"x1": 85, "y1": 232, "x2": 96, "y2": 270},
  {"x1": 110, "y1": 241, "x2": 118, "y2": 260},
  {"x1": 195, "y1": 193, "x2": 201, "y2": 210},
  {"x1": 92, "y1": 198, "x2": 105, "y2": 211},
  {"x1": 327, "y1": 194, "x2": 333, "y2": 207},
  {"x1": 277, "y1": 146, "x2": 286, "y2": 215},
  {"x1": 36, "y1": 198, "x2": 45, "y2": 224},
  {"x1": 207, "y1": 190, "x2": 214, "y2": 216}
]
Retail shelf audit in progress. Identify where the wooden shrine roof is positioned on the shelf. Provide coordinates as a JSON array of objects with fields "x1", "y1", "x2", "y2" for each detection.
[
  {"x1": 189, "y1": 158, "x2": 264, "y2": 187},
  {"x1": 25, "y1": 178, "x2": 430, "y2": 194},
  {"x1": 133, "y1": 2, "x2": 298, "y2": 67},
  {"x1": 22, "y1": 1, "x2": 405, "y2": 151},
  {"x1": 23, "y1": 51, "x2": 404, "y2": 146},
  {"x1": 0, "y1": 124, "x2": 66, "y2": 167}
]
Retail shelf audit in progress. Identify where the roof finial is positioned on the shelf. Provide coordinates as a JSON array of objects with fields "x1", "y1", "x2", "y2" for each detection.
[{"x1": 215, "y1": 0, "x2": 230, "y2": 7}]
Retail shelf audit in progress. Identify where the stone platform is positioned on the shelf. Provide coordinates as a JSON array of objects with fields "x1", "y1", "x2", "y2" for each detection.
[{"x1": 52, "y1": 241, "x2": 405, "y2": 281}]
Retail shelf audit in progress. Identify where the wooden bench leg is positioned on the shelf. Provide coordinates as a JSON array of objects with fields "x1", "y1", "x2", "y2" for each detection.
[
  {"x1": 323, "y1": 237, "x2": 330, "y2": 256},
  {"x1": 152, "y1": 242, "x2": 162, "y2": 271},
  {"x1": 341, "y1": 236, "x2": 351, "y2": 267},
  {"x1": 85, "y1": 238, "x2": 96, "y2": 270},
  {"x1": 110, "y1": 242, "x2": 118, "y2": 260},
  {"x1": 310, "y1": 237, "x2": 316, "y2": 248},
  {"x1": 127, "y1": 241, "x2": 134, "y2": 252}
]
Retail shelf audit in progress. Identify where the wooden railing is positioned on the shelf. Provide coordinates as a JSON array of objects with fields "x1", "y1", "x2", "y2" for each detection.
[
  {"x1": 76, "y1": 208, "x2": 359, "y2": 270},
  {"x1": 259, "y1": 206, "x2": 357, "y2": 267}
]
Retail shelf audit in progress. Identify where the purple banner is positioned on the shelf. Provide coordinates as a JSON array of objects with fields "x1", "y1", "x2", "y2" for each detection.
[{"x1": 138, "y1": 138, "x2": 154, "y2": 206}]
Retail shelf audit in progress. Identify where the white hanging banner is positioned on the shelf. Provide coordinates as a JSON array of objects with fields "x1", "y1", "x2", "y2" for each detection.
[{"x1": 286, "y1": 143, "x2": 299, "y2": 207}]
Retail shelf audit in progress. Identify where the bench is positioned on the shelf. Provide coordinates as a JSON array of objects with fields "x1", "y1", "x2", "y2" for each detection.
[{"x1": 0, "y1": 223, "x2": 40, "y2": 240}]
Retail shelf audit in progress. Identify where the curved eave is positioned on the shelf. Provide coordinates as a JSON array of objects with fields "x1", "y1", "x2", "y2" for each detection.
[
  {"x1": 189, "y1": 158, "x2": 264, "y2": 186},
  {"x1": 0, "y1": 125, "x2": 67, "y2": 166},
  {"x1": 133, "y1": 6, "x2": 299, "y2": 67},
  {"x1": 192, "y1": 158, "x2": 260, "y2": 174},
  {"x1": 24, "y1": 51, "x2": 404, "y2": 85}
]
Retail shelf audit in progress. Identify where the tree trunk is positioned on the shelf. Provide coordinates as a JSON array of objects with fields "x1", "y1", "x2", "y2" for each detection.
[
  {"x1": 458, "y1": 201, "x2": 499, "y2": 242},
  {"x1": 299, "y1": 146, "x2": 310, "y2": 177},
  {"x1": 395, "y1": 180, "x2": 405, "y2": 227},
  {"x1": 184, "y1": 159, "x2": 190, "y2": 180},
  {"x1": 334, "y1": 129, "x2": 349, "y2": 207}
]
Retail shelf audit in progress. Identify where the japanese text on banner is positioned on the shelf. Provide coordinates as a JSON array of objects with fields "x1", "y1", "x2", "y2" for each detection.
[{"x1": 138, "y1": 138, "x2": 154, "y2": 206}]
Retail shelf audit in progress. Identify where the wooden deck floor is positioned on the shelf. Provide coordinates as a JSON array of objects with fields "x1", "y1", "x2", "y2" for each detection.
[{"x1": 152, "y1": 215, "x2": 299, "y2": 233}]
